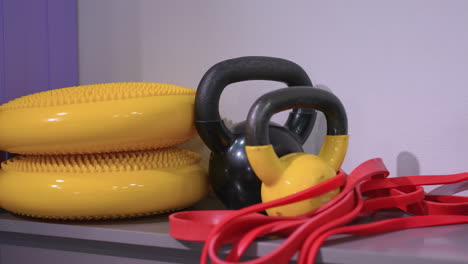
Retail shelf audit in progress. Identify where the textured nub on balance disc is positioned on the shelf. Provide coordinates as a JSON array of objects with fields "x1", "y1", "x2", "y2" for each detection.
[
  {"x1": 1, "y1": 148, "x2": 201, "y2": 173},
  {"x1": 0, "y1": 82, "x2": 195, "y2": 110}
]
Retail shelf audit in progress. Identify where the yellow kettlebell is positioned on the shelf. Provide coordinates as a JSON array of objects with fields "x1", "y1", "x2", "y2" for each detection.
[{"x1": 245, "y1": 87, "x2": 348, "y2": 217}]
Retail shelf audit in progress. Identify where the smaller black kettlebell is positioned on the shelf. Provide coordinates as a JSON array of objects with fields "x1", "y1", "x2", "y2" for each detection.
[{"x1": 195, "y1": 56, "x2": 317, "y2": 209}]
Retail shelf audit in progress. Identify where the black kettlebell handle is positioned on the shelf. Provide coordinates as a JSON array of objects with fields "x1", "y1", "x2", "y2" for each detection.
[
  {"x1": 195, "y1": 56, "x2": 317, "y2": 153},
  {"x1": 246, "y1": 87, "x2": 348, "y2": 146}
]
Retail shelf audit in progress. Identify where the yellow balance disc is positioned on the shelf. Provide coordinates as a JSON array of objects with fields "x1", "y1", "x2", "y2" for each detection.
[
  {"x1": 0, "y1": 148, "x2": 207, "y2": 220},
  {"x1": 0, "y1": 82, "x2": 196, "y2": 154}
]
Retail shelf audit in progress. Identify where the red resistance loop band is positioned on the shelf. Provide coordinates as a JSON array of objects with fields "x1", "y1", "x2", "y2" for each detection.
[{"x1": 169, "y1": 158, "x2": 468, "y2": 264}]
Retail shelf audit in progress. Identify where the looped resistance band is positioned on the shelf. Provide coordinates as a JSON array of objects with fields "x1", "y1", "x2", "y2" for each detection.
[{"x1": 169, "y1": 158, "x2": 468, "y2": 264}]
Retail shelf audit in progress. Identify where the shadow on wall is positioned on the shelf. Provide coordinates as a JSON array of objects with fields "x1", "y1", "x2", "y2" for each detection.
[
  {"x1": 396, "y1": 151, "x2": 468, "y2": 196},
  {"x1": 302, "y1": 84, "x2": 331, "y2": 155},
  {"x1": 396, "y1": 151, "x2": 420, "y2": 177}
]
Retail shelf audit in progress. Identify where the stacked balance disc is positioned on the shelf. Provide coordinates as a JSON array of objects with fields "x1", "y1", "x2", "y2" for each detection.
[{"x1": 0, "y1": 82, "x2": 208, "y2": 220}]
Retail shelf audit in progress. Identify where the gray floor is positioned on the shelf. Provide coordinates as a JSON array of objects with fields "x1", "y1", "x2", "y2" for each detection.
[{"x1": 0, "y1": 199, "x2": 466, "y2": 264}]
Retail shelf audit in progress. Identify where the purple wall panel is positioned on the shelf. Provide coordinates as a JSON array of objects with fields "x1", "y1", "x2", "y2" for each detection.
[
  {"x1": 48, "y1": 0, "x2": 79, "y2": 90},
  {"x1": 0, "y1": 0, "x2": 5, "y2": 100},
  {"x1": 2, "y1": 0, "x2": 49, "y2": 102},
  {"x1": 0, "y1": 0, "x2": 78, "y2": 160},
  {"x1": 0, "y1": 0, "x2": 78, "y2": 103}
]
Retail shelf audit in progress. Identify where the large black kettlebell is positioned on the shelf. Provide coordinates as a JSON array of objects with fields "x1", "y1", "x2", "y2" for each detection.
[{"x1": 195, "y1": 56, "x2": 317, "y2": 209}]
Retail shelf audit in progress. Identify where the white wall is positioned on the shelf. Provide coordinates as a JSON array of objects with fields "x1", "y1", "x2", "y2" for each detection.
[{"x1": 78, "y1": 0, "x2": 467, "y2": 179}]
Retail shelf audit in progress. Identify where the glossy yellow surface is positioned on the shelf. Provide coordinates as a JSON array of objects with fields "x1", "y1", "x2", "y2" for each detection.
[
  {"x1": 0, "y1": 83, "x2": 196, "y2": 154},
  {"x1": 317, "y1": 135, "x2": 349, "y2": 172},
  {"x1": 0, "y1": 149, "x2": 208, "y2": 219},
  {"x1": 245, "y1": 135, "x2": 348, "y2": 217}
]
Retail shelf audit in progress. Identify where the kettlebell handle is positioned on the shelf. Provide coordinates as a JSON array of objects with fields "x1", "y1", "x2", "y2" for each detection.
[
  {"x1": 245, "y1": 87, "x2": 348, "y2": 184},
  {"x1": 195, "y1": 56, "x2": 317, "y2": 153},
  {"x1": 246, "y1": 87, "x2": 348, "y2": 146}
]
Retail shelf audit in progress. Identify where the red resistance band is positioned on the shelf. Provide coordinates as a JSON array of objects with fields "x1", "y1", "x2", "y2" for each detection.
[{"x1": 169, "y1": 158, "x2": 468, "y2": 264}]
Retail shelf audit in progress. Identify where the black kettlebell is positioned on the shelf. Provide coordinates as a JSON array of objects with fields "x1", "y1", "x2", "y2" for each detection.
[{"x1": 195, "y1": 56, "x2": 317, "y2": 209}]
